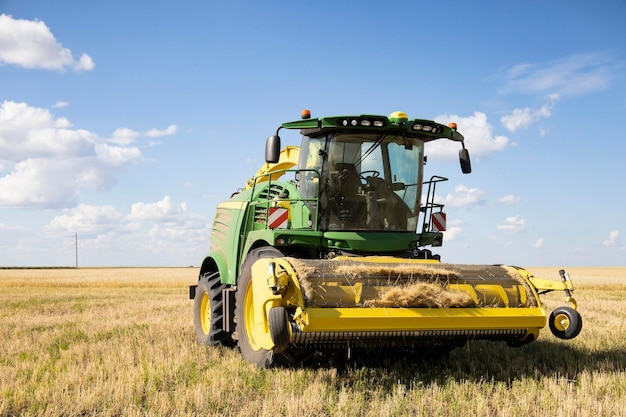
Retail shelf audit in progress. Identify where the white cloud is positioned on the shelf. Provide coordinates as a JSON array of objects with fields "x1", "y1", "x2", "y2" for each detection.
[
  {"x1": 75, "y1": 53, "x2": 95, "y2": 71},
  {"x1": 144, "y1": 124, "x2": 178, "y2": 138},
  {"x1": 52, "y1": 101, "x2": 69, "y2": 109},
  {"x1": 0, "y1": 101, "x2": 94, "y2": 159},
  {"x1": 0, "y1": 222, "x2": 26, "y2": 232},
  {"x1": 0, "y1": 14, "x2": 95, "y2": 71},
  {"x1": 443, "y1": 226, "x2": 462, "y2": 241},
  {"x1": 501, "y1": 94, "x2": 559, "y2": 133},
  {"x1": 128, "y1": 196, "x2": 188, "y2": 222},
  {"x1": 45, "y1": 197, "x2": 205, "y2": 237},
  {"x1": 427, "y1": 112, "x2": 508, "y2": 161},
  {"x1": 603, "y1": 230, "x2": 622, "y2": 247},
  {"x1": 441, "y1": 184, "x2": 486, "y2": 208},
  {"x1": 45, "y1": 204, "x2": 124, "y2": 237},
  {"x1": 94, "y1": 143, "x2": 142, "y2": 166},
  {"x1": 497, "y1": 215, "x2": 529, "y2": 233},
  {"x1": 499, "y1": 52, "x2": 620, "y2": 97},
  {"x1": 1, "y1": 158, "x2": 84, "y2": 207},
  {"x1": 533, "y1": 238, "x2": 544, "y2": 249},
  {"x1": 109, "y1": 127, "x2": 140, "y2": 145},
  {"x1": 108, "y1": 125, "x2": 178, "y2": 145},
  {"x1": 126, "y1": 197, "x2": 209, "y2": 248},
  {"x1": 442, "y1": 219, "x2": 463, "y2": 242},
  {"x1": 497, "y1": 194, "x2": 521, "y2": 205},
  {"x1": 501, "y1": 108, "x2": 533, "y2": 133},
  {"x1": 0, "y1": 100, "x2": 147, "y2": 208},
  {"x1": 44, "y1": 197, "x2": 211, "y2": 261}
]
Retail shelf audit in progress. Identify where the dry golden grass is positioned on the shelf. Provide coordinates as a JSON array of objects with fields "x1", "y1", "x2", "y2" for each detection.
[
  {"x1": 527, "y1": 266, "x2": 626, "y2": 286},
  {"x1": 363, "y1": 282, "x2": 475, "y2": 308},
  {"x1": 285, "y1": 257, "x2": 459, "y2": 302},
  {"x1": 1, "y1": 266, "x2": 625, "y2": 416},
  {"x1": 332, "y1": 261, "x2": 459, "y2": 279}
]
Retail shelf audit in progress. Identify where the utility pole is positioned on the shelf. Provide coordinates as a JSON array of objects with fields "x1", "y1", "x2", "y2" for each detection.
[{"x1": 75, "y1": 233, "x2": 78, "y2": 268}]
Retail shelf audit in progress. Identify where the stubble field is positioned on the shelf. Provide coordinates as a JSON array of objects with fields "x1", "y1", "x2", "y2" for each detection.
[{"x1": 1, "y1": 266, "x2": 625, "y2": 416}]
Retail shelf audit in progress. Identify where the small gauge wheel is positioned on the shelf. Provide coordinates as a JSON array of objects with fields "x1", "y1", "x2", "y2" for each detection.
[{"x1": 549, "y1": 306, "x2": 582, "y2": 339}]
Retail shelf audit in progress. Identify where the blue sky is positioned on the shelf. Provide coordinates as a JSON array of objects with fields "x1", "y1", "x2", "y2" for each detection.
[{"x1": 1, "y1": 1, "x2": 625, "y2": 267}]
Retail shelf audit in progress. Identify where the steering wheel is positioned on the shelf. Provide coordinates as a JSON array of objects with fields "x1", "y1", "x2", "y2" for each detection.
[{"x1": 359, "y1": 170, "x2": 380, "y2": 180}]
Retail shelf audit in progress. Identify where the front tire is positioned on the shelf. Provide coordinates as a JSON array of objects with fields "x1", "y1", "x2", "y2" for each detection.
[
  {"x1": 235, "y1": 247, "x2": 285, "y2": 367},
  {"x1": 194, "y1": 271, "x2": 234, "y2": 346}
]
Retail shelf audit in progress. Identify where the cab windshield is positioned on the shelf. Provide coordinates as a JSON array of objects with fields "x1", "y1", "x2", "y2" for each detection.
[{"x1": 298, "y1": 133, "x2": 424, "y2": 232}]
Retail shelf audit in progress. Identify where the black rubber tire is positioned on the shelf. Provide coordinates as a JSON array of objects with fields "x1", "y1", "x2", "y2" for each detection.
[
  {"x1": 235, "y1": 247, "x2": 284, "y2": 368},
  {"x1": 549, "y1": 306, "x2": 583, "y2": 340},
  {"x1": 269, "y1": 306, "x2": 291, "y2": 348},
  {"x1": 193, "y1": 271, "x2": 234, "y2": 346}
]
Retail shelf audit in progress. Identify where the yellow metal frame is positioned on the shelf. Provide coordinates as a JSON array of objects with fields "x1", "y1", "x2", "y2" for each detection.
[
  {"x1": 247, "y1": 258, "x2": 307, "y2": 350},
  {"x1": 294, "y1": 307, "x2": 546, "y2": 333},
  {"x1": 244, "y1": 146, "x2": 300, "y2": 190},
  {"x1": 513, "y1": 267, "x2": 578, "y2": 310}
]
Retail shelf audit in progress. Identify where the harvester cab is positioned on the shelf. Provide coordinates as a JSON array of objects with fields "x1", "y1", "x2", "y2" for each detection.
[
  {"x1": 190, "y1": 110, "x2": 582, "y2": 368},
  {"x1": 260, "y1": 110, "x2": 468, "y2": 254}
]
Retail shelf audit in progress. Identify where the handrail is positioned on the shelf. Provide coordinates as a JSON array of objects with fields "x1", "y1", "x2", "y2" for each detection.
[
  {"x1": 421, "y1": 175, "x2": 448, "y2": 234},
  {"x1": 249, "y1": 168, "x2": 321, "y2": 231}
]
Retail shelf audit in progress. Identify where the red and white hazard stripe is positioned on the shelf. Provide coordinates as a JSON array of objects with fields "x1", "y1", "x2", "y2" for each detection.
[
  {"x1": 268, "y1": 207, "x2": 289, "y2": 229},
  {"x1": 431, "y1": 212, "x2": 446, "y2": 232}
]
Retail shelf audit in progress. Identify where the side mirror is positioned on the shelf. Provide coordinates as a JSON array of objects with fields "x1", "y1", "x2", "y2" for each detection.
[
  {"x1": 459, "y1": 148, "x2": 472, "y2": 174},
  {"x1": 265, "y1": 135, "x2": 281, "y2": 163}
]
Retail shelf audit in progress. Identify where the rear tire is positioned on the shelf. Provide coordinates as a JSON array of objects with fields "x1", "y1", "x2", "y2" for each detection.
[
  {"x1": 194, "y1": 272, "x2": 234, "y2": 346},
  {"x1": 549, "y1": 306, "x2": 582, "y2": 339}
]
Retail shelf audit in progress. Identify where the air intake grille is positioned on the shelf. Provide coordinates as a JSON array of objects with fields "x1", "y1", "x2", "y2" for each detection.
[{"x1": 253, "y1": 184, "x2": 286, "y2": 223}]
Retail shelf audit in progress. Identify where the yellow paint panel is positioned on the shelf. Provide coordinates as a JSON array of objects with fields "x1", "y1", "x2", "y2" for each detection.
[
  {"x1": 299, "y1": 307, "x2": 547, "y2": 333},
  {"x1": 217, "y1": 201, "x2": 247, "y2": 210}
]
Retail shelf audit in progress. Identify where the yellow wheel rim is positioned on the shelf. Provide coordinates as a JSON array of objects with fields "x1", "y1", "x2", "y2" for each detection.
[
  {"x1": 200, "y1": 292, "x2": 210, "y2": 336},
  {"x1": 554, "y1": 313, "x2": 570, "y2": 331},
  {"x1": 243, "y1": 284, "x2": 261, "y2": 351}
]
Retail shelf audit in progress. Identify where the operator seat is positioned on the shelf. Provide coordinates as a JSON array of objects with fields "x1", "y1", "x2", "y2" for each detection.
[
  {"x1": 329, "y1": 163, "x2": 367, "y2": 229},
  {"x1": 336, "y1": 163, "x2": 361, "y2": 194}
]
